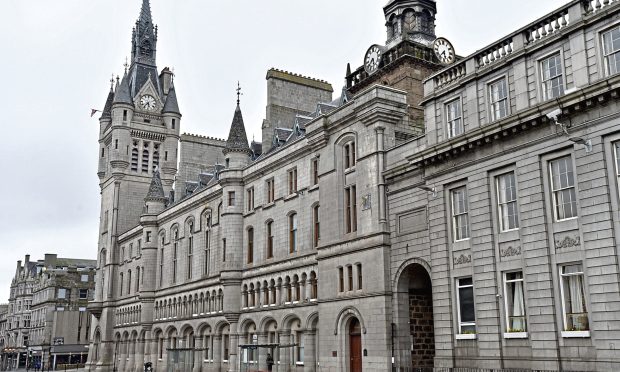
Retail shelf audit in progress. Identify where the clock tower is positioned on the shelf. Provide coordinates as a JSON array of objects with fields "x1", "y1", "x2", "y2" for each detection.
[
  {"x1": 346, "y1": 0, "x2": 453, "y2": 136},
  {"x1": 89, "y1": 1, "x2": 181, "y2": 370}
]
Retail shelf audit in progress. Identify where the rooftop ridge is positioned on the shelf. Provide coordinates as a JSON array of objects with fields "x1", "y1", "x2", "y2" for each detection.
[
  {"x1": 181, "y1": 133, "x2": 226, "y2": 142},
  {"x1": 267, "y1": 68, "x2": 334, "y2": 92}
]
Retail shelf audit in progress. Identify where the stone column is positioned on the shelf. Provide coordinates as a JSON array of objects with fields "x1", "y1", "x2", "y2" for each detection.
[
  {"x1": 193, "y1": 336, "x2": 203, "y2": 372},
  {"x1": 127, "y1": 339, "x2": 136, "y2": 372},
  {"x1": 257, "y1": 333, "x2": 268, "y2": 370},
  {"x1": 228, "y1": 326, "x2": 239, "y2": 372},
  {"x1": 212, "y1": 335, "x2": 222, "y2": 372},
  {"x1": 278, "y1": 331, "x2": 291, "y2": 372},
  {"x1": 118, "y1": 341, "x2": 127, "y2": 372},
  {"x1": 134, "y1": 338, "x2": 145, "y2": 372},
  {"x1": 303, "y1": 279, "x2": 311, "y2": 302},
  {"x1": 303, "y1": 331, "x2": 316, "y2": 372},
  {"x1": 275, "y1": 284, "x2": 282, "y2": 305}
]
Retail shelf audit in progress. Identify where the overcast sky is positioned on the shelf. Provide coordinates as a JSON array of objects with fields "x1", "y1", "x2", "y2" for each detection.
[{"x1": 0, "y1": 0, "x2": 569, "y2": 299}]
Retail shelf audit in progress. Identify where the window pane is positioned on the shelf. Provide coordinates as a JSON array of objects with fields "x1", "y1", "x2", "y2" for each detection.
[
  {"x1": 561, "y1": 265, "x2": 589, "y2": 331},
  {"x1": 459, "y1": 285, "x2": 475, "y2": 323}
]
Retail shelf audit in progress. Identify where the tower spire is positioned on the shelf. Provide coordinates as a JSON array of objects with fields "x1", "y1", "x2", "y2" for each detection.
[
  {"x1": 236, "y1": 81, "x2": 242, "y2": 106},
  {"x1": 139, "y1": 0, "x2": 153, "y2": 27}
]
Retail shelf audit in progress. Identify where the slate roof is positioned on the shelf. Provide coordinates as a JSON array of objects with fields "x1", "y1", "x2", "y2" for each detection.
[
  {"x1": 251, "y1": 141, "x2": 263, "y2": 160},
  {"x1": 100, "y1": 89, "x2": 115, "y2": 119},
  {"x1": 145, "y1": 169, "x2": 166, "y2": 202},
  {"x1": 223, "y1": 105, "x2": 252, "y2": 155},
  {"x1": 113, "y1": 73, "x2": 133, "y2": 105},
  {"x1": 163, "y1": 85, "x2": 181, "y2": 114}
]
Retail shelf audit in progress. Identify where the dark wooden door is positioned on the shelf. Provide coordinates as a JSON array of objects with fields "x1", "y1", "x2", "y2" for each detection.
[{"x1": 349, "y1": 318, "x2": 362, "y2": 372}]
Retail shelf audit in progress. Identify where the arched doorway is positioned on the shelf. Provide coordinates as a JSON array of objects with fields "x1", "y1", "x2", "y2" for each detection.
[
  {"x1": 395, "y1": 262, "x2": 435, "y2": 369},
  {"x1": 349, "y1": 318, "x2": 362, "y2": 372}
]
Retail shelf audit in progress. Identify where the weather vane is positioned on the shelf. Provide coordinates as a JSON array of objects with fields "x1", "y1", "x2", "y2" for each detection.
[
  {"x1": 236, "y1": 81, "x2": 243, "y2": 105},
  {"x1": 110, "y1": 74, "x2": 115, "y2": 90}
]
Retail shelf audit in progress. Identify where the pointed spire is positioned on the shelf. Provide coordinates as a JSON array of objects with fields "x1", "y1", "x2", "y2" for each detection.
[
  {"x1": 100, "y1": 89, "x2": 115, "y2": 119},
  {"x1": 139, "y1": 0, "x2": 153, "y2": 28},
  {"x1": 113, "y1": 72, "x2": 133, "y2": 105},
  {"x1": 163, "y1": 84, "x2": 181, "y2": 115},
  {"x1": 223, "y1": 102, "x2": 252, "y2": 156},
  {"x1": 145, "y1": 168, "x2": 166, "y2": 202}
]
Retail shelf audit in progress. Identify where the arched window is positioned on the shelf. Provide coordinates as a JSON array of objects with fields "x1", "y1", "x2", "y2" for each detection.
[
  {"x1": 266, "y1": 221, "x2": 274, "y2": 259},
  {"x1": 172, "y1": 228, "x2": 179, "y2": 283},
  {"x1": 127, "y1": 270, "x2": 132, "y2": 295},
  {"x1": 159, "y1": 234, "x2": 165, "y2": 288},
  {"x1": 247, "y1": 228, "x2": 254, "y2": 264},
  {"x1": 310, "y1": 271, "x2": 318, "y2": 300},
  {"x1": 204, "y1": 215, "x2": 211, "y2": 276},
  {"x1": 119, "y1": 272, "x2": 124, "y2": 296},
  {"x1": 135, "y1": 267, "x2": 140, "y2": 292},
  {"x1": 344, "y1": 141, "x2": 356, "y2": 169},
  {"x1": 289, "y1": 214, "x2": 297, "y2": 253},
  {"x1": 153, "y1": 144, "x2": 160, "y2": 171},
  {"x1": 187, "y1": 221, "x2": 194, "y2": 280}
]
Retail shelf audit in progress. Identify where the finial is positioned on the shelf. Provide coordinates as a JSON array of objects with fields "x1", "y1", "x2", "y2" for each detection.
[
  {"x1": 124, "y1": 57, "x2": 129, "y2": 73},
  {"x1": 110, "y1": 74, "x2": 115, "y2": 91},
  {"x1": 116, "y1": 75, "x2": 120, "y2": 85},
  {"x1": 236, "y1": 81, "x2": 243, "y2": 106}
]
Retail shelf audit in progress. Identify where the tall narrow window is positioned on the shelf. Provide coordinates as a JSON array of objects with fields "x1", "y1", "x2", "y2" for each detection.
[
  {"x1": 171, "y1": 118, "x2": 176, "y2": 129},
  {"x1": 345, "y1": 185, "x2": 357, "y2": 233},
  {"x1": 602, "y1": 27, "x2": 620, "y2": 76},
  {"x1": 338, "y1": 267, "x2": 344, "y2": 292},
  {"x1": 504, "y1": 271, "x2": 526, "y2": 333},
  {"x1": 344, "y1": 141, "x2": 356, "y2": 169},
  {"x1": 142, "y1": 142, "x2": 150, "y2": 173},
  {"x1": 187, "y1": 225, "x2": 194, "y2": 280},
  {"x1": 172, "y1": 230, "x2": 178, "y2": 283},
  {"x1": 135, "y1": 267, "x2": 140, "y2": 292},
  {"x1": 289, "y1": 214, "x2": 298, "y2": 253},
  {"x1": 114, "y1": 139, "x2": 118, "y2": 149},
  {"x1": 347, "y1": 265, "x2": 353, "y2": 291},
  {"x1": 288, "y1": 168, "x2": 298, "y2": 194},
  {"x1": 457, "y1": 277, "x2": 476, "y2": 334},
  {"x1": 541, "y1": 53, "x2": 564, "y2": 100},
  {"x1": 550, "y1": 156, "x2": 577, "y2": 220},
  {"x1": 228, "y1": 191, "x2": 236, "y2": 206},
  {"x1": 560, "y1": 264, "x2": 589, "y2": 332},
  {"x1": 159, "y1": 236, "x2": 164, "y2": 288},
  {"x1": 451, "y1": 187, "x2": 470, "y2": 241},
  {"x1": 152, "y1": 145, "x2": 160, "y2": 171},
  {"x1": 222, "y1": 239, "x2": 227, "y2": 262},
  {"x1": 266, "y1": 178, "x2": 275, "y2": 204},
  {"x1": 489, "y1": 78, "x2": 508, "y2": 121},
  {"x1": 446, "y1": 98, "x2": 463, "y2": 138},
  {"x1": 247, "y1": 228, "x2": 254, "y2": 264},
  {"x1": 101, "y1": 148, "x2": 105, "y2": 158},
  {"x1": 296, "y1": 332, "x2": 304, "y2": 363},
  {"x1": 247, "y1": 188, "x2": 255, "y2": 212},
  {"x1": 312, "y1": 158, "x2": 319, "y2": 186},
  {"x1": 497, "y1": 172, "x2": 519, "y2": 231},
  {"x1": 356, "y1": 263, "x2": 363, "y2": 290},
  {"x1": 131, "y1": 147, "x2": 139, "y2": 172},
  {"x1": 313, "y1": 205, "x2": 320, "y2": 248},
  {"x1": 119, "y1": 273, "x2": 124, "y2": 296},
  {"x1": 266, "y1": 221, "x2": 274, "y2": 259},
  {"x1": 204, "y1": 220, "x2": 211, "y2": 276},
  {"x1": 123, "y1": 110, "x2": 128, "y2": 121}
]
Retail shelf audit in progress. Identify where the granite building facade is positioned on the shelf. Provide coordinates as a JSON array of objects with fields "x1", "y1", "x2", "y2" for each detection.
[{"x1": 87, "y1": 0, "x2": 620, "y2": 371}]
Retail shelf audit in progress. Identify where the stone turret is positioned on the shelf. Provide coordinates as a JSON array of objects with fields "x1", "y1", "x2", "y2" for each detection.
[
  {"x1": 223, "y1": 103, "x2": 252, "y2": 169},
  {"x1": 143, "y1": 168, "x2": 167, "y2": 215},
  {"x1": 384, "y1": 0, "x2": 437, "y2": 47}
]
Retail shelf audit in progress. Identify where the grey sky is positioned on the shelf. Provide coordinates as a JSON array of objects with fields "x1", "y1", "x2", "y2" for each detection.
[{"x1": 0, "y1": 0, "x2": 569, "y2": 299}]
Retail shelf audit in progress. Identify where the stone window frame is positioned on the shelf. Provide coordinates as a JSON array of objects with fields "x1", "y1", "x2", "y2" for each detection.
[
  {"x1": 288, "y1": 212, "x2": 298, "y2": 254},
  {"x1": 487, "y1": 74, "x2": 510, "y2": 123},
  {"x1": 598, "y1": 21, "x2": 620, "y2": 77},
  {"x1": 266, "y1": 178, "x2": 275, "y2": 204},
  {"x1": 455, "y1": 276, "x2": 476, "y2": 337},
  {"x1": 246, "y1": 187, "x2": 255, "y2": 212},
  {"x1": 558, "y1": 263, "x2": 591, "y2": 338},
  {"x1": 449, "y1": 185, "x2": 470, "y2": 242},
  {"x1": 247, "y1": 226, "x2": 254, "y2": 264},
  {"x1": 502, "y1": 271, "x2": 528, "y2": 338},
  {"x1": 548, "y1": 155, "x2": 579, "y2": 222},
  {"x1": 265, "y1": 219, "x2": 275, "y2": 259},
  {"x1": 288, "y1": 167, "x2": 298, "y2": 195},
  {"x1": 603, "y1": 134, "x2": 620, "y2": 254},
  {"x1": 537, "y1": 49, "x2": 566, "y2": 101},
  {"x1": 444, "y1": 95, "x2": 464, "y2": 139},
  {"x1": 311, "y1": 157, "x2": 320, "y2": 187},
  {"x1": 494, "y1": 170, "x2": 521, "y2": 232}
]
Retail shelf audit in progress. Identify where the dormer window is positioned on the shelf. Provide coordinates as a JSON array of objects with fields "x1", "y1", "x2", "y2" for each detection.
[{"x1": 344, "y1": 141, "x2": 356, "y2": 169}]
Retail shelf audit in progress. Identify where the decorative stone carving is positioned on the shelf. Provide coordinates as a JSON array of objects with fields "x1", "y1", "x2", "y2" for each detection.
[
  {"x1": 500, "y1": 246, "x2": 521, "y2": 257},
  {"x1": 555, "y1": 236, "x2": 581, "y2": 250},
  {"x1": 453, "y1": 254, "x2": 471, "y2": 266}
]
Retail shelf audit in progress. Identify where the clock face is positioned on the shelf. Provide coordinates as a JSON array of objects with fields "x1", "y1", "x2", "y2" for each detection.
[
  {"x1": 140, "y1": 95, "x2": 157, "y2": 111},
  {"x1": 433, "y1": 37, "x2": 456, "y2": 65},
  {"x1": 364, "y1": 45, "x2": 383, "y2": 74}
]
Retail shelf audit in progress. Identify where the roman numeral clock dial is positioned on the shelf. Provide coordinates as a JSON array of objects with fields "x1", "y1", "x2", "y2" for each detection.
[
  {"x1": 364, "y1": 45, "x2": 383, "y2": 74},
  {"x1": 140, "y1": 94, "x2": 157, "y2": 111},
  {"x1": 433, "y1": 37, "x2": 456, "y2": 65}
]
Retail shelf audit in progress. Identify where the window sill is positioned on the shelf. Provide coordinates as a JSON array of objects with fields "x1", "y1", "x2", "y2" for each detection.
[
  {"x1": 309, "y1": 184, "x2": 319, "y2": 192},
  {"x1": 561, "y1": 331, "x2": 590, "y2": 338},
  {"x1": 263, "y1": 202, "x2": 275, "y2": 210},
  {"x1": 504, "y1": 332, "x2": 527, "y2": 339},
  {"x1": 284, "y1": 193, "x2": 299, "y2": 201},
  {"x1": 243, "y1": 210, "x2": 255, "y2": 217},
  {"x1": 345, "y1": 167, "x2": 356, "y2": 174},
  {"x1": 455, "y1": 334, "x2": 477, "y2": 340}
]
